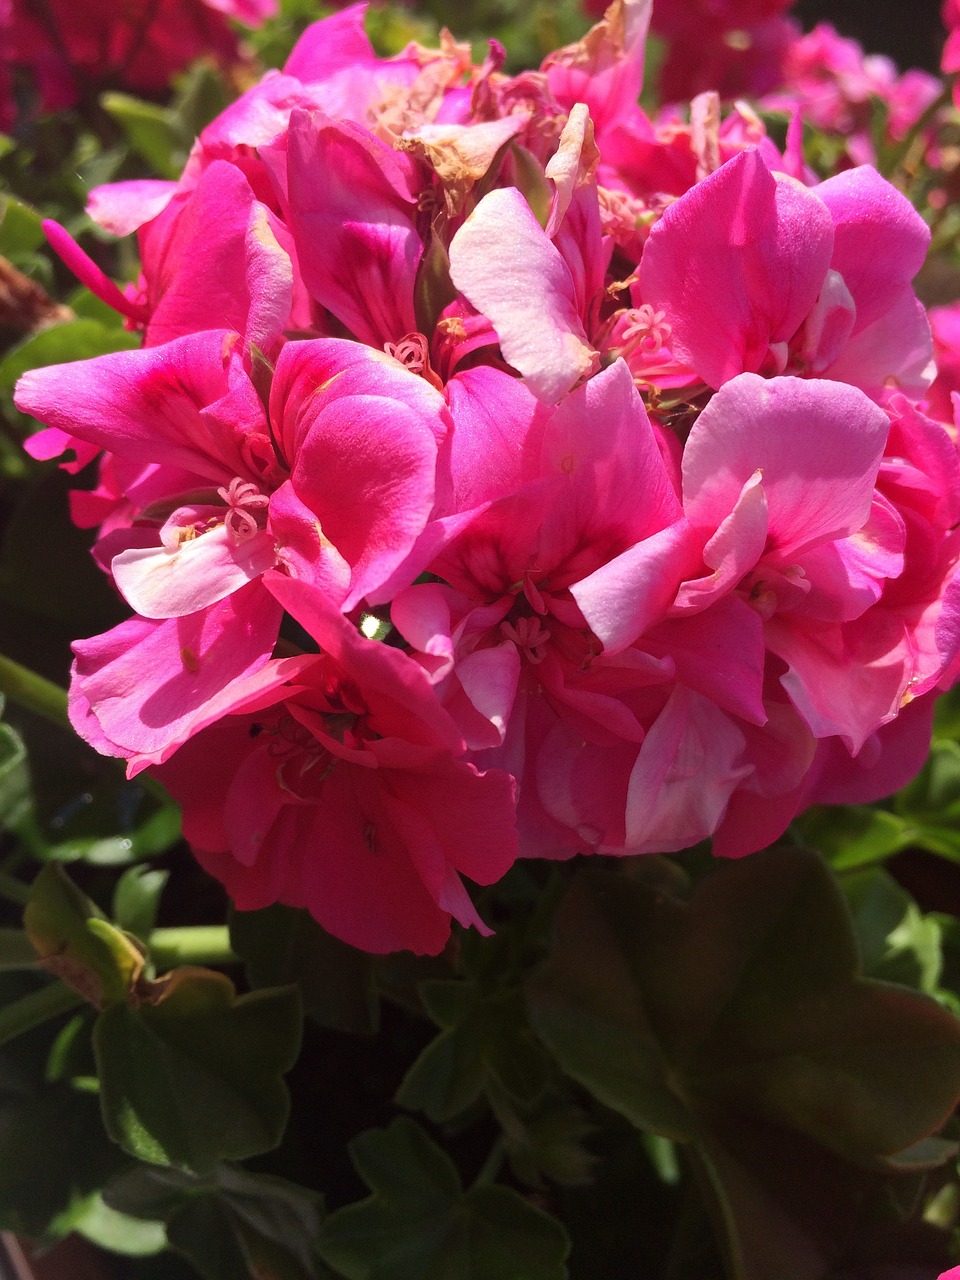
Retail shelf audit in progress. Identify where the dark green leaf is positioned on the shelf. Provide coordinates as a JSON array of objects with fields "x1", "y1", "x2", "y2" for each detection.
[
  {"x1": 230, "y1": 903, "x2": 378, "y2": 1034},
  {"x1": 0, "y1": 1078, "x2": 126, "y2": 1240},
  {"x1": 531, "y1": 852, "x2": 960, "y2": 1161},
  {"x1": 106, "y1": 1164, "x2": 327, "y2": 1280},
  {"x1": 93, "y1": 971, "x2": 301, "y2": 1173},
  {"x1": 317, "y1": 1117, "x2": 570, "y2": 1280},
  {"x1": 24, "y1": 864, "x2": 145, "y2": 1008},
  {"x1": 0, "y1": 196, "x2": 45, "y2": 257},
  {"x1": 396, "y1": 983, "x2": 549, "y2": 1122},
  {"x1": 0, "y1": 720, "x2": 30, "y2": 830}
]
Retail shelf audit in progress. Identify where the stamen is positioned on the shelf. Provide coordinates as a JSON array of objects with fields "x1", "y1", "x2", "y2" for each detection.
[
  {"x1": 217, "y1": 477, "x2": 269, "y2": 544},
  {"x1": 620, "y1": 305, "x2": 672, "y2": 356},
  {"x1": 501, "y1": 614, "x2": 552, "y2": 664},
  {"x1": 384, "y1": 332, "x2": 432, "y2": 376}
]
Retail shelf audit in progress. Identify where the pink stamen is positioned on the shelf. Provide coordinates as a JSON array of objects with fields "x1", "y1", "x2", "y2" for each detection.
[
  {"x1": 217, "y1": 477, "x2": 269, "y2": 543},
  {"x1": 384, "y1": 333, "x2": 432, "y2": 376},
  {"x1": 620, "y1": 305, "x2": 672, "y2": 356},
  {"x1": 500, "y1": 614, "x2": 552, "y2": 664}
]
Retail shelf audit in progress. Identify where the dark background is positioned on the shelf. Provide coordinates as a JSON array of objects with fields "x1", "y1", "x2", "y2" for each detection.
[{"x1": 796, "y1": 0, "x2": 945, "y2": 72}]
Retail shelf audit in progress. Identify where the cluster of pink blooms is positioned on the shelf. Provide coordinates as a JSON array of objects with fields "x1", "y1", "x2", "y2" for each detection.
[
  {"x1": 13, "y1": 0, "x2": 960, "y2": 954},
  {"x1": 644, "y1": 0, "x2": 943, "y2": 169},
  {"x1": 0, "y1": 0, "x2": 276, "y2": 129}
]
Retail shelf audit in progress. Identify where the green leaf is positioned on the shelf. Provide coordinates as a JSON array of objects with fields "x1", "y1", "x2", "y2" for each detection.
[
  {"x1": 0, "y1": 720, "x2": 31, "y2": 831},
  {"x1": 0, "y1": 196, "x2": 45, "y2": 257},
  {"x1": 798, "y1": 804, "x2": 911, "y2": 870},
  {"x1": 527, "y1": 852, "x2": 960, "y2": 1278},
  {"x1": 317, "y1": 1117, "x2": 570, "y2": 1280},
  {"x1": 24, "y1": 864, "x2": 146, "y2": 1008},
  {"x1": 93, "y1": 971, "x2": 301, "y2": 1173},
  {"x1": 531, "y1": 852, "x2": 960, "y2": 1161},
  {"x1": 112, "y1": 866, "x2": 170, "y2": 938},
  {"x1": 106, "y1": 1164, "x2": 327, "y2": 1280},
  {"x1": 396, "y1": 982, "x2": 549, "y2": 1122},
  {"x1": 230, "y1": 903, "x2": 378, "y2": 1034},
  {"x1": 897, "y1": 739, "x2": 960, "y2": 840},
  {"x1": 0, "y1": 928, "x2": 39, "y2": 970},
  {"x1": 503, "y1": 1105, "x2": 598, "y2": 1190},
  {"x1": 100, "y1": 93, "x2": 187, "y2": 178},
  {"x1": 0, "y1": 319, "x2": 140, "y2": 401},
  {"x1": 68, "y1": 1191, "x2": 167, "y2": 1256},
  {"x1": 842, "y1": 869, "x2": 942, "y2": 992}
]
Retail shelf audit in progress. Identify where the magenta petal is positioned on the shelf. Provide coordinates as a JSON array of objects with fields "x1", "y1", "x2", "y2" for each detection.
[
  {"x1": 282, "y1": 3, "x2": 375, "y2": 80},
  {"x1": 291, "y1": 392, "x2": 438, "y2": 610},
  {"x1": 816, "y1": 165, "x2": 930, "y2": 334},
  {"x1": 682, "y1": 374, "x2": 890, "y2": 560},
  {"x1": 268, "y1": 480, "x2": 351, "y2": 606},
  {"x1": 283, "y1": 110, "x2": 421, "y2": 347},
  {"x1": 69, "y1": 582, "x2": 282, "y2": 762},
  {"x1": 448, "y1": 186, "x2": 598, "y2": 405},
  {"x1": 14, "y1": 331, "x2": 261, "y2": 485},
  {"x1": 639, "y1": 150, "x2": 834, "y2": 388},
  {"x1": 144, "y1": 162, "x2": 293, "y2": 353},
  {"x1": 445, "y1": 367, "x2": 545, "y2": 509}
]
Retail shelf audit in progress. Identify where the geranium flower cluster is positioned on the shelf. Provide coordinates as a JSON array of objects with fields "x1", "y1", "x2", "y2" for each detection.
[{"x1": 14, "y1": 0, "x2": 960, "y2": 954}]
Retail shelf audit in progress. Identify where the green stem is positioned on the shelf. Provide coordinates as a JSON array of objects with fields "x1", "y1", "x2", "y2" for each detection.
[
  {"x1": 0, "y1": 981, "x2": 84, "y2": 1049},
  {"x1": 148, "y1": 926, "x2": 238, "y2": 969},
  {"x1": 0, "y1": 654, "x2": 172, "y2": 806},
  {"x1": 0, "y1": 654, "x2": 68, "y2": 729}
]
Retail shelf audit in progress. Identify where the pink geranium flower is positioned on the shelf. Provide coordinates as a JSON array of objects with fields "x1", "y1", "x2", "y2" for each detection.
[
  {"x1": 154, "y1": 578, "x2": 518, "y2": 955},
  {"x1": 16, "y1": 333, "x2": 452, "y2": 764}
]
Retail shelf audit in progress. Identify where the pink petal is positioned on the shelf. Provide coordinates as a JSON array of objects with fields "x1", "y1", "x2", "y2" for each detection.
[
  {"x1": 682, "y1": 373, "x2": 890, "y2": 560},
  {"x1": 112, "y1": 526, "x2": 278, "y2": 619},
  {"x1": 448, "y1": 186, "x2": 598, "y2": 404},
  {"x1": 639, "y1": 150, "x2": 834, "y2": 389}
]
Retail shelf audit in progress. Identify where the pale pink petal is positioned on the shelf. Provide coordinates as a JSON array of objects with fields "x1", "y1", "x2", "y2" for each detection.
[
  {"x1": 572, "y1": 520, "x2": 697, "y2": 653},
  {"x1": 682, "y1": 373, "x2": 890, "y2": 560},
  {"x1": 87, "y1": 180, "x2": 177, "y2": 236},
  {"x1": 448, "y1": 186, "x2": 598, "y2": 405},
  {"x1": 674, "y1": 471, "x2": 768, "y2": 612},
  {"x1": 622, "y1": 686, "x2": 751, "y2": 852},
  {"x1": 816, "y1": 165, "x2": 930, "y2": 334},
  {"x1": 112, "y1": 526, "x2": 278, "y2": 619}
]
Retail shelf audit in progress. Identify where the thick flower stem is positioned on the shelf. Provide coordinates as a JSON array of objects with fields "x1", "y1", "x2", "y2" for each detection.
[
  {"x1": 0, "y1": 654, "x2": 69, "y2": 729},
  {"x1": 148, "y1": 926, "x2": 238, "y2": 969}
]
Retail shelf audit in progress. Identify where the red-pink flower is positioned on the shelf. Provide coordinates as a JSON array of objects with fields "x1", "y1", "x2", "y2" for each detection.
[
  {"x1": 154, "y1": 578, "x2": 518, "y2": 955},
  {"x1": 2, "y1": 0, "x2": 275, "y2": 128}
]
